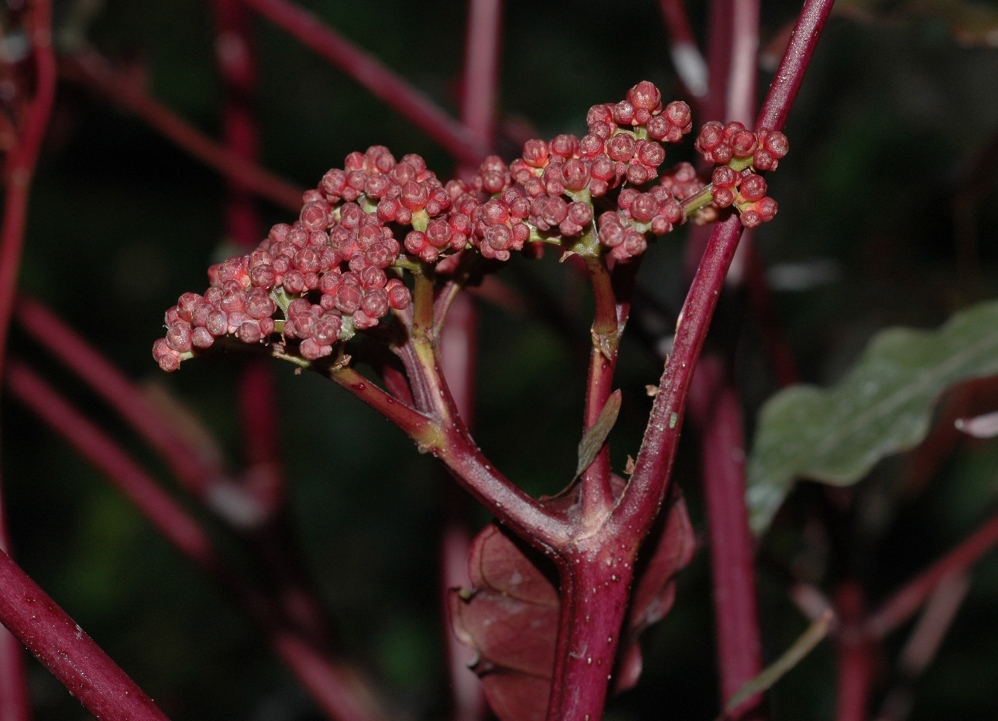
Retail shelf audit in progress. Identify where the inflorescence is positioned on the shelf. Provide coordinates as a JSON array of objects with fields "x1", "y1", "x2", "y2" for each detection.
[{"x1": 154, "y1": 81, "x2": 788, "y2": 372}]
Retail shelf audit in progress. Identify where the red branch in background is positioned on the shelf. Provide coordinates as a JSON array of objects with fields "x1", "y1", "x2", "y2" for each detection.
[
  {"x1": 15, "y1": 297, "x2": 224, "y2": 505},
  {"x1": 60, "y1": 50, "x2": 303, "y2": 212},
  {"x1": 835, "y1": 582, "x2": 876, "y2": 721},
  {"x1": 5, "y1": 360, "x2": 388, "y2": 721},
  {"x1": 237, "y1": 0, "x2": 489, "y2": 168},
  {"x1": 0, "y1": 2, "x2": 58, "y2": 720},
  {"x1": 658, "y1": 0, "x2": 709, "y2": 101},
  {"x1": 689, "y1": 357, "x2": 764, "y2": 719}
]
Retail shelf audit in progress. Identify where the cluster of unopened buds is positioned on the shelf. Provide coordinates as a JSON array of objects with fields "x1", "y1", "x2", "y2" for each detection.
[
  {"x1": 695, "y1": 121, "x2": 788, "y2": 228},
  {"x1": 155, "y1": 81, "x2": 788, "y2": 371}
]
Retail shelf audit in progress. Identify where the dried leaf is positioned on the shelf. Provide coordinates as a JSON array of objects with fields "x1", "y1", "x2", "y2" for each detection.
[
  {"x1": 576, "y1": 390, "x2": 622, "y2": 477},
  {"x1": 449, "y1": 482, "x2": 695, "y2": 721},
  {"x1": 716, "y1": 610, "x2": 833, "y2": 720}
]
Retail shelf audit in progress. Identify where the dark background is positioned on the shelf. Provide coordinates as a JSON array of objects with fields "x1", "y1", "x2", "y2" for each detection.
[{"x1": 4, "y1": 0, "x2": 998, "y2": 719}]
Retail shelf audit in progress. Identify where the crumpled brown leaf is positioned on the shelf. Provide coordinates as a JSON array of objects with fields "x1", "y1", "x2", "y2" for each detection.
[{"x1": 448, "y1": 480, "x2": 695, "y2": 721}]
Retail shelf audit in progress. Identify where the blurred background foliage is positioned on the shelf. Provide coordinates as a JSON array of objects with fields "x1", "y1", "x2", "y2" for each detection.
[{"x1": 3, "y1": 0, "x2": 998, "y2": 719}]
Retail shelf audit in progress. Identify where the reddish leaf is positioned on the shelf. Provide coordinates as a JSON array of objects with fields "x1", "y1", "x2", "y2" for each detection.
[{"x1": 448, "y1": 482, "x2": 695, "y2": 721}]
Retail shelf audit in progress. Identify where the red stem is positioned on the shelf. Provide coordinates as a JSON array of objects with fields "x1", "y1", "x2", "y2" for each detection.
[
  {"x1": 581, "y1": 258, "x2": 637, "y2": 523},
  {"x1": 726, "y1": 0, "x2": 760, "y2": 127},
  {"x1": 461, "y1": 0, "x2": 503, "y2": 151},
  {"x1": 755, "y1": 0, "x2": 836, "y2": 131},
  {"x1": 834, "y1": 581, "x2": 875, "y2": 721},
  {"x1": 581, "y1": 258, "x2": 620, "y2": 518},
  {"x1": 658, "y1": 0, "x2": 708, "y2": 100},
  {"x1": 618, "y1": 215, "x2": 744, "y2": 536},
  {"x1": 543, "y1": 549, "x2": 636, "y2": 721},
  {"x1": 0, "y1": 549, "x2": 172, "y2": 721},
  {"x1": 60, "y1": 50, "x2": 303, "y2": 212},
  {"x1": 689, "y1": 357, "x2": 764, "y2": 718},
  {"x1": 0, "y1": 496, "x2": 29, "y2": 721},
  {"x1": 237, "y1": 0, "x2": 489, "y2": 167},
  {"x1": 866, "y1": 506, "x2": 998, "y2": 639}
]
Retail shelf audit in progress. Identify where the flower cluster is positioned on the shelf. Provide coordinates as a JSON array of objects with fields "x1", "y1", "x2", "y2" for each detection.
[
  {"x1": 694, "y1": 121, "x2": 788, "y2": 228},
  {"x1": 155, "y1": 81, "x2": 789, "y2": 371}
]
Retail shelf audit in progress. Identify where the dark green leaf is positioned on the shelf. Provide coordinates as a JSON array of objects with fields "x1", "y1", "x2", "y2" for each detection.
[{"x1": 748, "y1": 301, "x2": 998, "y2": 533}]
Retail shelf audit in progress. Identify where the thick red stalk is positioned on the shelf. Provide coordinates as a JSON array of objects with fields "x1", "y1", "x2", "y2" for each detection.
[
  {"x1": 0, "y1": 4, "x2": 58, "y2": 719},
  {"x1": 237, "y1": 0, "x2": 489, "y2": 167},
  {"x1": 538, "y1": 216, "x2": 746, "y2": 721},
  {"x1": 0, "y1": 549, "x2": 172, "y2": 721},
  {"x1": 544, "y1": 547, "x2": 636, "y2": 721},
  {"x1": 618, "y1": 215, "x2": 744, "y2": 536},
  {"x1": 866, "y1": 506, "x2": 998, "y2": 639},
  {"x1": 834, "y1": 582, "x2": 875, "y2": 721},
  {"x1": 689, "y1": 357, "x2": 764, "y2": 718},
  {"x1": 61, "y1": 51, "x2": 303, "y2": 212}
]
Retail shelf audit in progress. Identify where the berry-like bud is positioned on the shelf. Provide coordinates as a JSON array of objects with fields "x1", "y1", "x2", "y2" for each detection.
[{"x1": 522, "y1": 139, "x2": 549, "y2": 168}]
